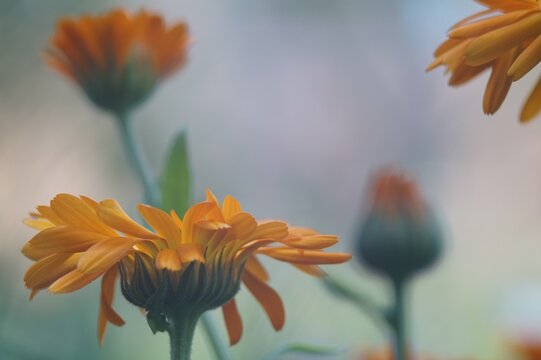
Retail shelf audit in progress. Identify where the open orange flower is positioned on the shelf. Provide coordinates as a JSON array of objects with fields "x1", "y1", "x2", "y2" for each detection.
[
  {"x1": 45, "y1": 9, "x2": 189, "y2": 114},
  {"x1": 428, "y1": 0, "x2": 541, "y2": 122},
  {"x1": 22, "y1": 190, "x2": 350, "y2": 346}
]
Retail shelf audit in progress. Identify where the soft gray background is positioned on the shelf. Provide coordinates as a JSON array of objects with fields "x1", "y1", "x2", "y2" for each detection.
[{"x1": 1, "y1": 0, "x2": 541, "y2": 359}]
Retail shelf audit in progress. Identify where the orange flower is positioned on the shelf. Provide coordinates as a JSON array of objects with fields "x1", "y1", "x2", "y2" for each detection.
[
  {"x1": 511, "y1": 337, "x2": 541, "y2": 359},
  {"x1": 22, "y1": 190, "x2": 351, "y2": 345},
  {"x1": 359, "y1": 347, "x2": 460, "y2": 360},
  {"x1": 45, "y1": 9, "x2": 189, "y2": 114},
  {"x1": 428, "y1": 0, "x2": 541, "y2": 122}
]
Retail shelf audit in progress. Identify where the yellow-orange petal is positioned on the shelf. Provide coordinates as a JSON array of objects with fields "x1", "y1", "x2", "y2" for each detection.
[
  {"x1": 260, "y1": 248, "x2": 352, "y2": 265},
  {"x1": 521, "y1": 75, "x2": 541, "y2": 122},
  {"x1": 222, "y1": 299, "x2": 243, "y2": 346},
  {"x1": 156, "y1": 248, "x2": 182, "y2": 271},
  {"x1": 23, "y1": 218, "x2": 55, "y2": 231},
  {"x1": 449, "y1": 10, "x2": 535, "y2": 39},
  {"x1": 290, "y1": 263, "x2": 326, "y2": 278},
  {"x1": 242, "y1": 271, "x2": 285, "y2": 331},
  {"x1": 22, "y1": 226, "x2": 108, "y2": 260},
  {"x1": 465, "y1": 13, "x2": 541, "y2": 66},
  {"x1": 97, "y1": 199, "x2": 158, "y2": 239},
  {"x1": 248, "y1": 221, "x2": 289, "y2": 242},
  {"x1": 98, "y1": 267, "x2": 125, "y2": 345},
  {"x1": 205, "y1": 189, "x2": 226, "y2": 222},
  {"x1": 222, "y1": 195, "x2": 242, "y2": 221},
  {"x1": 177, "y1": 243, "x2": 205, "y2": 264},
  {"x1": 51, "y1": 194, "x2": 117, "y2": 236},
  {"x1": 49, "y1": 269, "x2": 101, "y2": 293},
  {"x1": 245, "y1": 256, "x2": 269, "y2": 283},
  {"x1": 283, "y1": 235, "x2": 338, "y2": 250},
  {"x1": 181, "y1": 201, "x2": 216, "y2": 244},
  {"x1": 78, "y1": 237, "x2": 136, "y2": 274},
  {"x1": 138, "y1": 204, "x2": 181, "y2": 246},
  {"x1": 483, "y1": 48, "x2": 517, "y2": 114},
  {"x1": 227, "y1": 212, "x2": 257, "y2": 240},
  {"x1": 24, "y1": 253, "x2": 81, "y2": 290},
  {"x1": 509, "y1": 35, "x2": 541, "y2": 80}
]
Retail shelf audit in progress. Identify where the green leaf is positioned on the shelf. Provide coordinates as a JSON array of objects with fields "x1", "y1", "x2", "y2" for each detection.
[
  {"x1": 161, "y1": 130, "x2": 192, "y2": 216},
  {"x1": 264, "y1": 343, "x2": 347, "y2": 360}
]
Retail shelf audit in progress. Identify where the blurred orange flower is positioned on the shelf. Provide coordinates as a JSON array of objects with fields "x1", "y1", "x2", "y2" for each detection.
[
  {"x1": 511, "y1": 337, "x2": 541, "y2": 359},
  {"x1": 22, "y1": 190, "x2": 350, "y2": 344},
  {"x1": 428, "y1": 0, "x2": 541, "y2": 122},
  {"x1": 45, "y1": 9, "x2": 190, "y2": 114},
  {"x1": 358, "y1": 347, "x2": 470, "y2": 360}
]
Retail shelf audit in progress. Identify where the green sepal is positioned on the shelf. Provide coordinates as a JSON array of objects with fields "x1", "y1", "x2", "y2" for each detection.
[
  {"x1": 161, "y1": 130, "x2": 192, "y2": 216},
  {"x1": 145, "y1": 277, "x2": 169, "y2": 334}
]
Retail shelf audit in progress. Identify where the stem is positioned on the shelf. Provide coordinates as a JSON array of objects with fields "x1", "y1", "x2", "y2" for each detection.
[
  {"x1": 116, "y1": 112, "x2": 161, "y2": 206},
  {"x1": 168, "y1": 310, "x2": 200, "y2": 360},
  {"x1": 201, "y1": 313, "x2": 232, "y2": 360},
  {"x1": 389, "y1": 278, "x2": 408, "y2": 360},
  {"x1": 113, "y1": 111, "x2": 230, "y2": 360}
]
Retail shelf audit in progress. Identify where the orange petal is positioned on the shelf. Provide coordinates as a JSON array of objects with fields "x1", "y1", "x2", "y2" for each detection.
[
  {"x1": 181, "y1": 202, "x2": 216, "y2": 244},
  {"x1": 248, "y1": 221, "x2": 288, "y2": 242},
  {"x1": 283, "y1": 235, "x2": 338, "y2": 250},
  {"x1": 290, "y1": 263, "x2": 326, "y2": 278},
  {"x1": 259, "y1": 248, "x2": 351, "y2": 265},
  {"x1": 138, "y1": 204, "x2": 181, "y2": 246},
  {"x1": 465, "y1": 13, "x2": 541, "y2": 66},
  {"x1": 49, "y1": 269, "x2": 101, "y2": 293},
  {"x1": 222, "y1": 195, "x2": 242, "y2": 221},
  {"x1": 177, "y1": 243, "x2": 205, "y2": 264},
  {"x1": 242, "y1": 271, "x2": 285, "y2": 331},
  {"x1": 24, "y1": 253, "x2": 81, "y2": 290},
  {"x1": 156, "y1": 248, "x2": 182, "y2": 271},
  {"x1": 227, "y1": 213, "x2": 257, "y2": 240},
  {"x1": 449, "y1": 10, "x2": 535, "y2": 39},
  {"x1": 97, "y1": 199, "x2": 158, "y2": 239},
  {"x1": 22, "y1": 226, "x2": 108, "y2": 260},
  {"x1": 98, "y1": 267, "x2": 125, "y2": 345},
  {"x1": 483, "y1": 48, "x2": 517, "y2": 114},
  {"x1": 222, "y1": 299, "x2": 243, "y2": 345},
  {"x1": 521, "y1": 75, "x2": 541, "y2": 122},
  {"x1": 78, "y1": 237, "x2": 136, "y2": 273},
  {"x1": 245, "y1": 256, "x2": 269, "y2": 283},
  {"x1": 509, "y1": 34, "x2": 541, "y2": 80}
]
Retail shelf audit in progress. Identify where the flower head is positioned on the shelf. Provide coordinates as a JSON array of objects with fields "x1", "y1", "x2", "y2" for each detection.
[
  {"x1": 22, "y1": 190, "x2": 350, "y2": 345},
  {"x1": 355, "y1": 170, "x2": 443, "y2": 281},
  {"x1": 45, "y1": 9, "x2": 189, "y2": 114},
  {"x1": 428, "y1": 0, "x2": 541, "y2": 122}
]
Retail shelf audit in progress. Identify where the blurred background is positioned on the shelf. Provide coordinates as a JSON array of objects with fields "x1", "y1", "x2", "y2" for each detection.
[{"x1": 2, "y1": 0, "x2": 541, "y2": 359}]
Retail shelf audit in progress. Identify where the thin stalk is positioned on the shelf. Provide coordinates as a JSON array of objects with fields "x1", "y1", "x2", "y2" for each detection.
[
  {"x1": 389, "y1": 278, "x2": 408, "y2": 360},
  {"x1": 116, "y1": 112, "x2": 161, "y2": 206}
]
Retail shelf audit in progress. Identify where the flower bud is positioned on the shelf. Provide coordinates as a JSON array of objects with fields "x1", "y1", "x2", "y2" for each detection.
[{"x1": 356, "y1": 170, "x2": 443, "y2": 280}]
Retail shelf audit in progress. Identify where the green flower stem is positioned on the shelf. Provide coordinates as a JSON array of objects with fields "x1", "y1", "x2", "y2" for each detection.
[
  {"x1": 116, "y1": 112, "x2": 161, "y2": 206},
  {"x1": 389, "y1": 278, "x2": 408, "y2": 360},
  {"x1": 113, "y1": 111, "x2": 230, "y2": 360},
  {"x1": 168, "y1": 309, "x2": 201, "y2": 360}
]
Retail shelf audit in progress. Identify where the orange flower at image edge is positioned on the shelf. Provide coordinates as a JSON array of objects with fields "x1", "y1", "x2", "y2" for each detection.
[
  {"x1": 46, "y1": 9, "x2": 189, "y2": 113},
  {"x1": 22, "y1": 190, "x2": 351, "y2": 344},
  {"x1": 428, "y1": 0, "x2": 541, "y2": 122}
]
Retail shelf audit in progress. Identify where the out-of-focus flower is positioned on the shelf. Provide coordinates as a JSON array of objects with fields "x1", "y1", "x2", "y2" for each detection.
[
  {"x1": 428, "y1": 0, "x2": 541, "y2": 122},
  {"x1": 45, "y1": 9, "x2": 189, "y2": 114},
  {"x1": 22, "y1": 190, "x2": 350, "y2": 344},
  {"x1": 355, "y1": 170, "x2": 443, "y2": 281},
  {"x1": 510, "y1": 336, "x2": 541, "y2": 359}
]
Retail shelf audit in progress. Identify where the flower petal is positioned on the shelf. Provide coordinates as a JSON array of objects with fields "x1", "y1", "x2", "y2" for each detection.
[
  {"x1": 24, "y1": 253, "x2": 81, "y2": 290},
  {"x1": 259, "y1": 248, "x2": 351, "y2": 265},
  {"x1": 181, "y1": 201, "x2": 216, "y2": 244},
  {"x1": 242, "y1": 271, "x2": 285, "y2": 331},
  {"x1": 78, "y1": 237, "x2": 136, "y2": 274},
  {"x1": 98, "y1": 267, "x2": 125, "y2": 345},
  {"x1": 222, "y1": 195, "x2": 242, "y2": 221},
  {"x1": 156, "y1": 248, "x2": 182, "y2": 271},
  {"x1": 521, "y1": 75, "x2": 541, "y2": 122},
  {"x1": 222, "y1": 299, "x2": 243, "y2": 345},
  {"x1": 49, "y1": 269, "x2": 101, "y2": 293},
  {"x1": 97, "y1": 199, "x2": 158, "y2": 239},
  {"x1": 138, "y1": 204, "x2": 181, "y2": 246}
]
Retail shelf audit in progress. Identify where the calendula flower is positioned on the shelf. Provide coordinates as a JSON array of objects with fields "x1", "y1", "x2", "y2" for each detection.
[
  {"x1": 356, "y1": 170, "x2": 442, "y2": 281},
  {"x1": 510, "y1": 336, "x2": 541, "y2": 359},
  {"x1": 428, "y1": 0, "x2": 541, "y2": 122},
  {"x1": 45, "y1": 9, "x2": 189, "y2": 114},
  {"x1": 22, "y1": 190, "x2": 350, "y2": 352},
  {"x1": 359, "y1": 347, "x2": 454, "y2": 360}
]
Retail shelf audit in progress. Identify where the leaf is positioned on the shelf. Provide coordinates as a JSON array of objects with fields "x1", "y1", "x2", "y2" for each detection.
[
  {"x1": 161, "y1": 130, "x2": 192, "y2": 216},
  {"x1": 264, "y1": 343, "x2": 347, "y2": 360}
]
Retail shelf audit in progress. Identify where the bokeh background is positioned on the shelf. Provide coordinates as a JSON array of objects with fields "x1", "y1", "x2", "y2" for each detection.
[{"x1": 2, "y1": 0, "x2": 541, "y2": 359}]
